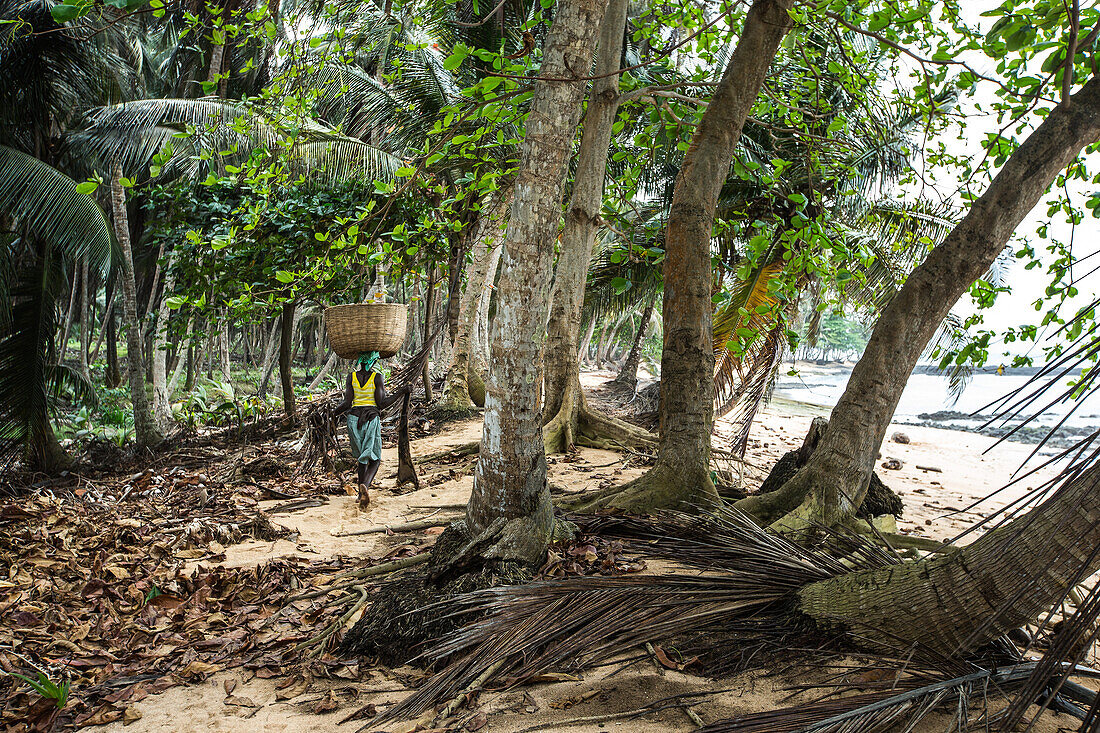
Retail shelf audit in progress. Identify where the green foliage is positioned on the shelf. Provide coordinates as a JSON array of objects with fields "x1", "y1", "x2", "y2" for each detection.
[{"x1": 8, "y1": 671, "x2": 70, "y2": 709}]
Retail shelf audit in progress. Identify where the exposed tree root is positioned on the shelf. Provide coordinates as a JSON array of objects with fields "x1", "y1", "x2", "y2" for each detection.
[
  {"x1": 558, "y1": 461, "x2": 719, "y2": 514},
  {"x1": 542, "y1": 392, "x2": 656, "y2": 455}
]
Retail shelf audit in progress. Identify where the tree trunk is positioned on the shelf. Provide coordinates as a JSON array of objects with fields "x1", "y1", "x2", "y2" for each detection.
[
  {"x1": 576, "y1": 0, "x2": 794, "y2": 512},
  {"x1": 471, "y1": 242, "x2": 502, "y2": 405},
  {"x1": 105, "y1": 308, "x2": 121, "y2": 388},
  {"x1": 800, "y1": 459, "x2": 1100, "y2": 656},
  {"x1": 79, "y1": 258, "x2": 91, "y2": 380},
  {"x1": 58, "y1": 266, "x2": 79, "y2": 360},
  {"x1": 151, "y1": 248, "x2": 177, "y2": 431},
  {"x1": 257, "y1": 315, "x2": 281, "y2": 397},
  {"x1": 422, "y1": 267, "x2": 437, "y2": 402},
  {"x1": 168, "y1": 311, "x2": 194, "y2": 396},
  {"x1": 279, "y1": 300, "x2": 297, "y2": 421},
  {"x1": 216, "y1": 309, "x2": 232, "y2": 385},
  {"x1": 465, "y1": 0, "x2": 608, "y2": 564},
  {"x1": 742, "y1": 73, "x2": 1100, "y2": 531},
  {"x1": 610, "y1": 296, "x2": 654, "y2": 392},
  {"x1": 539, "y1": 0, "x2": 654, "y2": 455},
  {"x1": 578, "y1": 317, "x2": 596, "y2": 366},
  {"x1": 308, "y1": 352, "x2": 338, "y2": 391},
  {"x1": 110, "y1": 164, "x2": 163, "y2": 448},
  {"x1": 438, "y1": 190, "x2": 511, "y2": 414}
]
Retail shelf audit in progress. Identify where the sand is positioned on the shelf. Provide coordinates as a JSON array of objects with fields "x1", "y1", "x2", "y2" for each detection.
[{"x1": 102, "y1": 372, "x2": 1075, "y2": 733}]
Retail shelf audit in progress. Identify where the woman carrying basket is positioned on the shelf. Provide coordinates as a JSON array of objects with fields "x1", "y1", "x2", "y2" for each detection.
[{"x1": 333, "y1": 351, "x2": 410, "y2": 508}]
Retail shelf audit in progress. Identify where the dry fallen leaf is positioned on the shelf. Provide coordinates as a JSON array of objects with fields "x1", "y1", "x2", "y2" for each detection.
[
  {"x1": 312, "y1": 689, "x2": 340, "y2": 714},
  {"x1": 122, "y1": 706, "x2": 143, "y2": 726},
  {"x1": 223, "y1": 678, "x2": 237, "y2": 695},
  {"x1": 275, "y1": 671, "x2": 313, "y2": 701}
]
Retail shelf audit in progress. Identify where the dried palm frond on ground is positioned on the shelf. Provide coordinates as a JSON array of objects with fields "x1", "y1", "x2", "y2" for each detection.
[
  {"x1": 376, "y1": 500, "x2": 1100, "y2": 731},
  {"x1": 377, "y1": 509, "x2": 899, "y2": 723}
]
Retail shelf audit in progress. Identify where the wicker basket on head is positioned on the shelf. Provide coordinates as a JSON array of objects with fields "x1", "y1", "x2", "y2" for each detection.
[{"x1": 325, "y1": 303, "x2": 408, "y2": 359}]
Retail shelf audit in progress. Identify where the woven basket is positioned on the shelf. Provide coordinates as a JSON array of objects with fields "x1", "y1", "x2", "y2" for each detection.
[{"x1": 325, "y1": 303, "x2": 408, "y2": 359}]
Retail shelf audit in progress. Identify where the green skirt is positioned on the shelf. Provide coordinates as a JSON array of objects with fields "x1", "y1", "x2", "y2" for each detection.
[{"x1": 347, "y1": 414, "x2": 382, "y2": 463}]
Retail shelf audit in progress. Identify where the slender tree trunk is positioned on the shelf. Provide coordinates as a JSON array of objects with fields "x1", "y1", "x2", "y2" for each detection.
[
  {"x1": 79, "y1": 258, "x2": 90, "y2": 380},
  {"x1": 437, "y1": 189, "x2": 511, "y2": 414},
  {"x1": 741, "y1": 73, "x2": 1100, "y2": 530},
  {"x1": 279, "y1": 301, "x2": 298, "y2": 420},
  {"x1": 801, "y1": 459, "x2": 1100, "y2": 656},
  {"x1": 422, "y1": 268, "x2": 437, "y2": 402},
  {"x1": 308, "y1": 352, "x2": 338, "y2": 391},
  {"x1": 217, "y1": 309, "x2": 232, "y2": 385},
  {"x1": 471, "y1": 242, "x2": 502, "y2": 403},
  {"x1": 58, "y1": 266, "x2": 79, "y2": 359},
  {"x1": 611, "y1": 296, "x2": 655, "y2": 392},
  {"x1": 110, "y1": 164, "x2": 163, "y2": 448},
  {"x1": 578, "y1": 317, "x2": 596, "y2": 366},
  {"x1": 576, "y1": 0, "x2": 794, "y2": 512},
  {"x1": 168, "y1": 311, "x2": 194, "y2": 396},
  {"x1": 464, "y1": 0, "x2": 608, "y2": 564},
  {"x1": 91, "y1": 278, "x2": 114, "y2": 365},
  {"x1": 151, "y1": 248, "x2": 177, "y2": 431},
  {"x1": 542, "y1": 0, "x2": 627, "y2": 416},
  {"x1": 105, "y1": 308, "x2": 121, "y2": 389},
  {"x1": 257, "y1": 316, "x2": 281, "y2": 397}
]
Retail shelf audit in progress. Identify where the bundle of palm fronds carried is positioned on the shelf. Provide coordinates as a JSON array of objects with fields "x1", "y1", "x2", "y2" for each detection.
[{"x1": 373, "y1": 507, "x2": 1100, "y2": 732}]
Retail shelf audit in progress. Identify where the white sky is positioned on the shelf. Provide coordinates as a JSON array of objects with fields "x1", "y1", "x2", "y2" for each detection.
[{"x1": 929, "y1": 3, "x2": 1100, "y2": 362}]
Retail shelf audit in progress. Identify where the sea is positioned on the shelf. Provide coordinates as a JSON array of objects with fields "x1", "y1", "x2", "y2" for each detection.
[{"x1": 772, "y1": 363, "x2": 1100, "y2": 450}]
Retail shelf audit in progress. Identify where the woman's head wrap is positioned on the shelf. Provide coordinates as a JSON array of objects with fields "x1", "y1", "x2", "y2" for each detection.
[{"x1": 356, "y1": 351, "x2": 380, "y2": 372}]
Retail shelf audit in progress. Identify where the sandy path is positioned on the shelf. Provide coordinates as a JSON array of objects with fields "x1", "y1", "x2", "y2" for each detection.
[{"x1": 105, "y1": 376, "x2": 1073, "y2": 733}]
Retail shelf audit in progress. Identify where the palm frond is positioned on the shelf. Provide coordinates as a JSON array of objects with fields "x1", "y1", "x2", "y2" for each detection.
[
  {"x1": 0, "y1": 145, "x2": 112, "y2": 270},
  {"x1": 378, "y1": 510, "x2": 894, "y2": 723}
]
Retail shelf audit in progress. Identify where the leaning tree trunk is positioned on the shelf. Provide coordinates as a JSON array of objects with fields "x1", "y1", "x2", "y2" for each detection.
[
  {"x1": 540, "y1": 0, "x2": 655, "y2": 455},
  {"x1": 279, "y1": 300, "x2": 298, "y2": 421},
  {"x1": 437, "y1": 189, "x2": 511, "y2": 415},
  {"x1": 151, "y1": 248, "x2": 177, "y2": 431},
  {"x1": 740, "y1": 73, "x2": 1100, "y2": 531},
  {"x1": 800, "y1": 458, "x2": 1100, "y2": 656},
  {"x1": 610, "y1": 296, "x2": 655, "y2": 392},
  {"x1": 421, "y1": 268, "x2": 436, "y2": 402},
  {"x1": 464, "y1": 0, "x2": 608, "y2": 564},
  {"x1": 575, "y1": 0, "x2": 794, "y2": 513},
  {"x1": 110, "y1": 164, "x2": 163, "y2": 448}
]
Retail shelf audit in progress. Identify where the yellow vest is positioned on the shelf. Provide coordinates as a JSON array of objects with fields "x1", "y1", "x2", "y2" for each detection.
[{"x1": 352, "y1": 371, "x2": 377, "y2": 407}]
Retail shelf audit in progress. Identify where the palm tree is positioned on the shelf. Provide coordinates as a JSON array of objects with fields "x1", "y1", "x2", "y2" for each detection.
[{"x1": 0, "y1": 1, "x2": 121, "y2": 470}]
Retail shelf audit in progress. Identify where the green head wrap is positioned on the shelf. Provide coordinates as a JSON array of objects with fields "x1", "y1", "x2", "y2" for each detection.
[{"x1": 356, "y1": 351, "x2": 380, "y2": 373}]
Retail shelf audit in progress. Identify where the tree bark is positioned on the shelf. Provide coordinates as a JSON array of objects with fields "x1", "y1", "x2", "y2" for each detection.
[
  {"x1": 437, "y1": 189, "x2": 511, "y2": 415},
  {"x1": 151, "y1": 248, "x2": 177, "y2": 431},
  {"x1": 110, "y1": 164, "x2": 163, "y2": 448},
  {"x1": 105, "y1": 307, "x2": 121, "y2": 389},
  {"x1": 257, "y1": 315, "x2": 281, "y2": 397},
  {"x1": 168, "y1": 311, "x2": 194, "y2": 396},
  {"x1": 78, "y1": 258, "x2": 91, "y2": 380},
  {"x1": 577, "y1": 0, "x2": 794, "y2": 512},
  {"x1": 741, "y1": 73, "x2": 1100, "y2": 530},
  {"x1": 465, "y1": 0, "x2": 608, "y2": 564},
  {"x1": 58, "y1": 266, "x2": 79, "y2": 360},
  {"x1": 471, "y1": 242, "x2": 502, "y2": 404},
  {"x1": 610, "y1": 296, "x2": 654, "y2": 392},
  {"x1": 279, "y1": 300, "x2": 297, "y2": 421},
  {"x1": 422, "y1": 267, "x2": 437, "y2": 402},
  {"x1": 308, "y1": 352, "x2": 338, "y2": 391},
  {"x1": 539, "y1": 0, "x2": 655, "y2": 455},
  {"x1": 800, "y1": 459, "x2": 1100, "y2": 656}
]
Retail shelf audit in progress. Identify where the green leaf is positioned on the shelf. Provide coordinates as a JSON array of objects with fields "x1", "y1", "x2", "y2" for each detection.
[{"x1": 275, "y1": 270, "x2": 294, "y2": 283}]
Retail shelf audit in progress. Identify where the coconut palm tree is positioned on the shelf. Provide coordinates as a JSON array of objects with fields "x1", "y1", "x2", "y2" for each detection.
[{"x1": 0, "y1": 1, "x2": 122, "y2": 470}]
